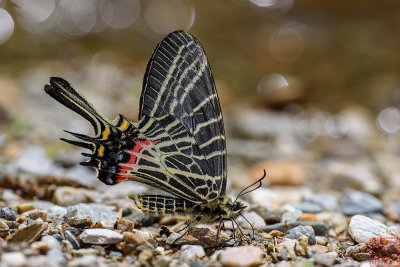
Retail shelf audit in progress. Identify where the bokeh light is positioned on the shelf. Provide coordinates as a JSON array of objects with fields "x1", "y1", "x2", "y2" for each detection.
[
  {"x1": 0, "y1": 8, "x2": 14, "y2": 45},
  {"x1": 249, "y1": 0, "x2": 293, "y2": 17},
  {"x1": 377, "y1": 107, "x2": 400, "y2": 134},
  {"x1": 98, "y1": 0, "x2": 140, "y2": 29}
]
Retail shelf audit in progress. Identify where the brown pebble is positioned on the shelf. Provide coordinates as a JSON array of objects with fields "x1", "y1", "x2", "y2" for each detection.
[
  {"x1": 16, "y1": 203, "x2": 35, "y2": 214},
  {"x1": 309, "y1": 244, "x2": 329, "y2": 254},
  {"x1": 67, "y1": 215, "x2": 92, "y2": 228},
  {"x1": 9, "y1": 220, "x2": 48, "y2": 243},
  {"x1": 116, "y1": 218, "x2": 135, "y2": 232},
  {"x1": 220, "y1": 246, "x2": 264, "y2": 267},
  {"x1": 269, "y1": 230, "x2": 284, "y2": 238},
  {"x1": 295, "y1": 236, "x2": 309, "y2": 257},
  {"x1": 31, "y1": 241, "x2": 51, "y2": 254},
  {"x1": 123, "y1": 232, "x2": 155, "y2": 249},
  {"x1": 27, "y1": 209, "x2": 47, "y2": 221},
  {"x1": 138, "y1": 250, "x2": 153, "y2": 265}
]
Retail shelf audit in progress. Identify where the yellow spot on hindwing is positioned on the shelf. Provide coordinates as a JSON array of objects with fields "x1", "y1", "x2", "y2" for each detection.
[
  {"x1": 97, "y1": 145, "x2": 105, "y2": 157},
  {"x1": 119, "y1": 119, "x2": 130, "y2": 131},
  {"x1": 101, "y1": 127, "x2": 111, "y2": 140}
]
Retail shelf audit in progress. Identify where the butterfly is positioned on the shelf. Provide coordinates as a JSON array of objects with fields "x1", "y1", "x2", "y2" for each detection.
[{"x1": 44, "y1": 30, "x2": 265, "y2": 243}]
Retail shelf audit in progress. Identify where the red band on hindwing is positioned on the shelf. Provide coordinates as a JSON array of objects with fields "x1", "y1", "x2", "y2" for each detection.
[{"x1": 116, "y1": 139, "x2": 160, "y2": 182}]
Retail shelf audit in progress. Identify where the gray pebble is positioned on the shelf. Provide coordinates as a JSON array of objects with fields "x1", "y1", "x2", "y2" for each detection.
[
  {"x1": 289, "y1": 202, "x2": 323, "y2": 213},
  {"x1": 303, "y1": 193, "x2": 339, "y2": 210},
  {"x1": 0, "y1": 206, "x2": 16, "y2": 221},
  {"x1": 80, "y1": 228, "x2": 123, "y2": 245},
  {"x1": 341, "y1": 189, "x2": 383, "y2": 216},
  {"x1": 314, "y1": 252, "x2": 338, "y2": 266},
  {"x1": 180, "y1": 245, "x2": 205, "y2": 262},
  {"x1": 348, "y1": 215, "x2": 391, "y2": 243},
  {"x1": 262, "y1": 221, "x2": 329, "y2": 236},
  {"x1": 285, "y1": 225, "x2": 316, "y2": 245},
  {"x1": 66, "y1": 203, "x2": 119, "y2": 228},
  {"x1": 64, "y1": 230, "x2": 80, "y2": 249}
]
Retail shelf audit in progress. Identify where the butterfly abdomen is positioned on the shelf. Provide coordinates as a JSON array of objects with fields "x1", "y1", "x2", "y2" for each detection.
[{"x1": 129, "y1": 194, "x2": 196, "y2": 214}]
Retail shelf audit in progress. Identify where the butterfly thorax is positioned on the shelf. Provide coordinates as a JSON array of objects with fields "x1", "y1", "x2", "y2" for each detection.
[{"x1": 190, "y1": 197, "x2": 246, "y2": 223}]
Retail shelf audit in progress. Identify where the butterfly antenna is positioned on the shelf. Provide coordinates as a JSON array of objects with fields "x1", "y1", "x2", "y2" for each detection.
[{"x1": 234, "y1": 169, "x2": 266, "y2": 204}]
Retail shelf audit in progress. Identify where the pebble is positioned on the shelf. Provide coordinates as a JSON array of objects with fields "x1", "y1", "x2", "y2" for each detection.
[
  {"x1": 9, "y1": 219, "x2": 48, "y2": 243},
  {"x1": 262, "y1": 221, "x2": 329, "y2": 236},
  {"x1": 276, "y1": 239, "x2": 296, "y2": 260},
  {"x1": 64, "y1": 230, "x2": 80, "y2": 249},
  {"x1": 80, "y1": 228, "x2": 123, "y2": 245},
  {"x1": 1, "y1": 252, "x2": 28, "y2": 267},
  {"x1": 10, "y1": 146, "x2": 54, "y2": 176},
  {"x1": 302, "y1": 193, "x2": 339, "y2": 210},
  {"x1": 220, "y1": 246, "x2": 264, "y2": 267},
  {"x1": 27, "y1": 209, "x2": 48, "y2": 220},
  {"x1": 66, "y1": 203, "x2": 120, "y2": 228},
  {"x1": 294, "y1": 235, "x2": 309, "y2": 257},
  {"x1": 289, "y1": 202, "x2": 323, "y2": 213},
  {"x1": 314, "y1": 252, "x2": 338, "y2": 266},
  {"x1": 138, "y1": 250, "x2": 153, "y2": 266},
  {"x1": 285, "y1": 225, "x2": 316, "y2": 245},
  {"x1": 53, "y1": 187, "x2": 93, "y2": 206},
  {"x1": 124, "y1": 231, "x2": 154, "y2": 249},
  {"x1": 341, "y1": 189, "x2": 383, "y2": 215},
  {"x1": 180, "y1": 245, "x2": 205, "y2": 262},
  {"x1": 16, "y1": 203, "x2": 35, "y2": 213},
  {"x1": 348, "y1": 215, "x2": 391, "y2": 243},
  {"x1": 0, "y1": 206, "x2": 17, "y2": 220},
  {"x1": 69, "y1": 254, "x2": 105, "y2": 267},
  {"x1": 189, "y1": 224, "x2": 228, "y2": 247},
  {"x1": 236, "y1": 211, "x2": 267, "y2": 229},
  {"x1": 280, "y1": 204, "x2": 302, "y2": 223}
]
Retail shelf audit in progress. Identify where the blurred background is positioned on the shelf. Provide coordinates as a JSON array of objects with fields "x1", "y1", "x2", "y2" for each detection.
[{"x1": 1, "y1": 0, "x2": 400, "y2": 205}]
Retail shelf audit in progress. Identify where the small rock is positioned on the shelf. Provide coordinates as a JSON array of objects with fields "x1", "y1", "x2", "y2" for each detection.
[
  {"x1": 67, "y1": 215, "x2": 92, "y2": 228},
  {"x1": 10, "y1": 146, "x2": 54, "y2": 176},
  {"x1": 80, "y1": 228, "x2": 123, "y2": 245},
  {"x1": 285, "y1": 225, "x2": 316, "y2": 245},
  {"x1": 314, "y1": 252, "x2": 338, "y2": 266},
  {"x1": 333, "y1": 260, "x2": 359, "y2": 267},
  {"x1": 66, "y1": 203, "x2": 119, "y2": 228},
  {"x1": 281, "y1": 204, "x2": 302, "y2": 223},
  {"x1": 1, "y1": 252, "x2": 28, "y2": 267},
  {"x1": 116, "y1": 218, "x2": 135, "y2": 232},
  {"x1": 0, "y1": 206, "x2": 17, "y2": 220},
  {"x1": 302, "y1": 193, "x2": 339, "y2": 211},
  {"x1": 309, "y1": 244, "x2": 329, "y2": 254},
  {"x1": 138, "y1": 250, "x2": 153, "y2": 266},
  {"x1": 341, "y1": 189, "x2": 383, "y2": 216},
  {"x1": 53, "y1": 187, "x2": 100, "y2": 206},
  {"x1": 276, "y1": 239, "x2": 296, "y2": 260},
  {"x1": 16, "y1": 203, "x2": 35, "y2": 213},
  {"x1": 294, "y1": 235, "x2": 309, "y2": 257},
  {"x1": 64, "y1": 230, "x2": 80, "y2": 249},
  {"x1": 386, "y1": 201, "x2": 400, "y2": 222},
  {"x1": 236, "y1": 211, "x2": 267, "y2": 229},
  {"x1": 124, "y1": 231, "x2": 154, "y2": 249},
  {"x1": 9, "y1": 220, "x2": 48, "y2": 243},
  {"x1": 289, "y1": 202, "x2": 323, "y2": 213},
  {"x1": 180, "y1": 245, "x2": 205, "y2": 262},
  {"x1": 220, "y1": 246, "x2": 264, "y2": 267},
  {"x1": 41, "y1": 235, "x2": 61, "y2": 249},
  {"x1": 27, "y1": 209, "x2": 48, "y2": 221},
  {"x1": 189, "y1": 224, "x2": 228, "y2": 247},
  {"x1": 352, "y1": 253, "x2": 370, "y2": 261},
  {"x1": 69, "y1": 254, "x2": 105, "y2": 267},
  {"x1": 348, "y1": 215, "x2": 391, "y2": 243}
]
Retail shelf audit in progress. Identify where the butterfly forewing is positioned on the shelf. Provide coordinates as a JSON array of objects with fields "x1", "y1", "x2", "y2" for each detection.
[{"x1": 139, "y1": 31, "x2": 227, "y2": 198}]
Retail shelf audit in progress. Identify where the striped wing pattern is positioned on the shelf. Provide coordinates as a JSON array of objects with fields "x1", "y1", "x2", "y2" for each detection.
[
  {"x1": 44, "y1": 31, "x2": 227, "y2": 205},
  {"x1": 139, "y1": 31, "x2": 227, "y2": 197}
]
